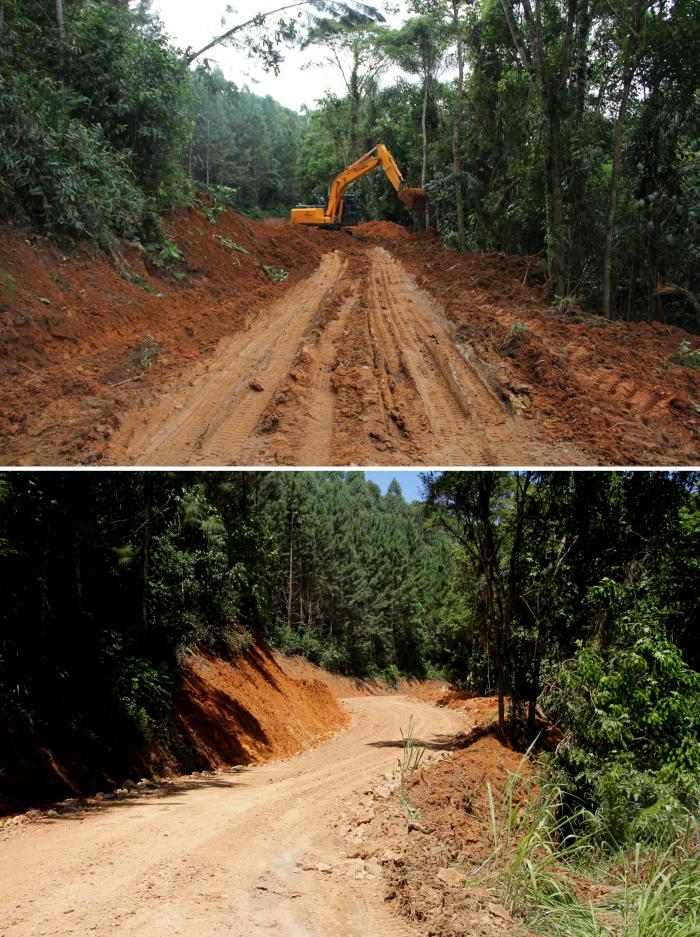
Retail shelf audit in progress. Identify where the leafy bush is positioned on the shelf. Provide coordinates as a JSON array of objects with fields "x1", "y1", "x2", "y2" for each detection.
[
  {"x1": 0, "y1": 74, "x2": 150, "y2": 244},
  {"x1": 545, "y1": 629, "x2": 700, "y2": 846},
  {"x1": 114, "y1": 656, "x2": 173, "y2": 740},
  {"x1": 673, "y1": 340, "x2": 700, "y2": 369},
  {"x1": 64, "y1": 1, "x2": 191, "y2": 204},
  {"x1": 262, "y1": 264, "x2": 288, "y2": 282}
]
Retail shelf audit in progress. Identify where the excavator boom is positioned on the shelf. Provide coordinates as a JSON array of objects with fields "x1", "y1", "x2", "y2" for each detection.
[{"x1": 291, "y1": 144, "x2": 426, "y2": 228}]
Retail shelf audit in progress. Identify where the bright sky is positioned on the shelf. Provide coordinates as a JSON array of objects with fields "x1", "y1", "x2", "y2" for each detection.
[
  {"x1": 151, "y1": 0, "x2": 409, "y2": 112},
  {"x1": 364, "y1": 470, "x2": 432, "y2": 502}
]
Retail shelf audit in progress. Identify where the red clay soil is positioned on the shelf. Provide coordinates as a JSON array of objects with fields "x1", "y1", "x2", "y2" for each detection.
[
  {"x1": 276, "y1": 651, "x2": 451, "y2": 700},
  {"x1": 0, "y1": 210, "x2": 345, "y2": 465},
  {"x1": 354, "y1": 220, "x2": 415, "y2": 241},
  {"x1": 175, "y1": 642, "x2": 348, "y2": 768},
  {"x1": 391, "y1": 234, "x2": 700, "y2": 465},
  {"x1": 2, "y1": 210, "x2": 698, "y2": 465},
  {"x1": 341, "y1": 695, "x2": 534, "y2": 937}
]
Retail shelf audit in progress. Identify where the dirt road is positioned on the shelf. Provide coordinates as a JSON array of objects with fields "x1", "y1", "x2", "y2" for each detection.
[
  {"x1": 0, "y1": 697, "x2": 466, "y2": 937},
  {"x1": 108, "y1": 247, "x2": 583, "y2": 466}
]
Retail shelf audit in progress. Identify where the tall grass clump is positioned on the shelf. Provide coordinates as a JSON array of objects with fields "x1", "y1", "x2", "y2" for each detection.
[
  {"x1": 397, "y1": 715, "x2": 426, "y2": 819},
  {"x1": 482, "y1": 763, "x2": 700, "y2": 937}
]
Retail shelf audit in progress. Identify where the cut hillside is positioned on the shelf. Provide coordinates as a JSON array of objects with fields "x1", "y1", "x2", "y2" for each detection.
[
  {"x1": 277, "y1": 651, "x2": 451, "y2": 700},
  {"x1": 175, "y1": 643, "x2": 348, "y2": 768},
  {"x1": 0, "y1": 641, "x2": 347, "y2": 817}
]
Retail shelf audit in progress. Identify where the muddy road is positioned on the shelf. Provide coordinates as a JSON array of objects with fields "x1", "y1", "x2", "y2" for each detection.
[
  {"x1": 108, "y1": 247, "x2": 583, "y2": 466},
  {"x1": 0, "y1": 697, "x2": 466, "y2": 937},
  {"x1": 3, "y1": 211, "x2": 698, "y2": 466}
]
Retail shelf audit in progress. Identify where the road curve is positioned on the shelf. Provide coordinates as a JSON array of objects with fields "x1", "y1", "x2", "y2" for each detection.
[{"x1": 0, "y1": 697, "x2": 467, "y2": 937}]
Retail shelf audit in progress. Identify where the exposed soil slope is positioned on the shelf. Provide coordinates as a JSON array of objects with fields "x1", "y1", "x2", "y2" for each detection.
[
  {"x1": 0, "y1": 641, "x2": 346, "y2": 816},
  {"x1": 385, "y1": 230, "x2": 700, "y2": 465},
  {"x1": 2, "y1": 213, "x2": 698, "y2": 465},
  {"x1": 0, "y1": 210, "x2": 345, "y2": 465},
  {"x1": 277, "y1": 650, "x2": 451, "y2": 700},
  {"x1": 341, "y1": 700, "x2": 529, "y2": 937},
  {"x1": 175, "y1": 644, "x2": 347, "y2": 768}
]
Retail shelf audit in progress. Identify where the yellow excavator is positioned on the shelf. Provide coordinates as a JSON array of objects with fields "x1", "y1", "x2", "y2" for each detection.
[{"x1": 290, "y1": 143, "x2": 427, "y2": 229}]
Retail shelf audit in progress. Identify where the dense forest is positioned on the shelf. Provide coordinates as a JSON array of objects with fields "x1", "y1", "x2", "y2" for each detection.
[
  {"x1": 2, "y1": 470, "x2": 699, "y2": 849},
  {"x1": 1, "y1": 1, "x2": 697, "y2": 323}
]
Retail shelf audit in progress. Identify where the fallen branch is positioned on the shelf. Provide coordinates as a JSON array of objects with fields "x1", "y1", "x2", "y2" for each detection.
[{"x1": 109, "y1": 372, "x2": 145, "y2": 388}]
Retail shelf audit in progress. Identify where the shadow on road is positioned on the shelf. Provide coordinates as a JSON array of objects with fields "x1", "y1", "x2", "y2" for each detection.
[{"x1": 366, "y1": 721, "x2": 499, "y2": 753}]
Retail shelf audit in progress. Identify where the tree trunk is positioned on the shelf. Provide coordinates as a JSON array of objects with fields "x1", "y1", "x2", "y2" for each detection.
[
  {"x1": 574, "y1": 0, "x2": 590, "y2": 121},
  {"x1": 287, "y1": 514, "x2": 294, "y2": 633},
  {"x1": 421, "y1": 73, "x2": 430, "y2": 230},
  {"x1": 451, "y1": 1, "x2": 466, "y2": 250},
  {"x1": 205, "y1": 118, "x2": 211, "y2": 186},
  {"x1": 141, "y1": 474, "x2": 153, "y2": 634},
  {"x1": 55, "y1": 0, "x2": 66, "y2": 76},
  {"x1": 0, "y1": 2, "x2": 5, "y2": 35},
  {"x1": 349, "y1": 55, "x2": 361, "y2": 156},
  {"x1": 602, "y1": 21, "x2": 638, "y2": 318},
  {"x1": 546, "y1": 99, "x2": 567, "y2": 297}
]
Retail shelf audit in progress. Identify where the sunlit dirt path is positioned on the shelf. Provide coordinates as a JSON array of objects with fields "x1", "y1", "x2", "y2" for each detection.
[
  {"x1": 108, "y1": 247, "x2": 585, "y2": 466},
  {"x1": 0, "y1": 697, "x2": 467, "y2": 937}
]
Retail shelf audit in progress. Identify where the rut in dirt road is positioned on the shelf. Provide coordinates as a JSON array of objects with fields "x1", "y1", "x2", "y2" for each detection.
[
  {"x1": 109, "y1": 246, "x2": 585, "y2": 466},
  {"x1": 108, "y1": 252, "x2": 347, "y2": 466},
  {"x1": 0, "y1": 697, "x2": 466, "y2": 937}
]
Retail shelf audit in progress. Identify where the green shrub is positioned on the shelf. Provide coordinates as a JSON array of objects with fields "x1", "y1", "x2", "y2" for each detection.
[
  {"x1": 64, "y1": 1, "x2": 191, "y2": 204},
  {"x1": 114, "y1": 656, "x2": 173, "y2": 740},
  {"x1": 545, "y1": 631, "x2": 700, "y2": 846},
  {"x1": 0, "y1": 73, "x2": 151, "y2": 244},
  {"x1": 673, "y1": 340, "x2": 700, "y2": 368}
]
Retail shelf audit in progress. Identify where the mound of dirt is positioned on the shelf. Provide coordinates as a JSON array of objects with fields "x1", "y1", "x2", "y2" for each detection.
[
  {"x1": 391, "y1": 240, "x2": 700, "y2": 464},
  {"x1": 355, "y1": 220, "x2": 415, "y2": 240},
  {"x1": 0, "y1": 209, "x2": 346, "y2": 465},
  {"x1": 340, "y1": 697, "x2": 529, "y2": 937}
]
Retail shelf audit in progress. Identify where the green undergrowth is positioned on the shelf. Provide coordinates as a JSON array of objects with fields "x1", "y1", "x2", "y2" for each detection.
[{"x1": 482, "y1": 764, "x2": 700, "y2": 936}]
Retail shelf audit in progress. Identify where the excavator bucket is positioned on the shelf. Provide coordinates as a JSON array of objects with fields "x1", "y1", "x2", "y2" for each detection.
[{"x1": 398, "y1": 187, "x2": 427, "y2": 213}]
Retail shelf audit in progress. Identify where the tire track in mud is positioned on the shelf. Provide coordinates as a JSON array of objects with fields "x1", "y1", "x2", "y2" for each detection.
[
  {"x1": 108, "y1": 252, "x2": 345, "y2": 466},
  {"x1": 239, "y1": 276, "x2": 361, "y2": 466},
  {"x1": 110, "y1": 244, "x2": 585, "y2": 466},
  {"x1": 367, "y1": 249, "x2": 500, "y2": 464}
]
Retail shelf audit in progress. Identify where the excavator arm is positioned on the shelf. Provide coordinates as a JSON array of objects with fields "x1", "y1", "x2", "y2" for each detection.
[{"x1": 291, "y1": 144, "x2": 426, "y2": 228}]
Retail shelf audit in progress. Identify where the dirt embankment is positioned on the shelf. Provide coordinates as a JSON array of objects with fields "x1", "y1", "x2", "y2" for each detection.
[
  {"x1": 276, "y1": 651, "x2": 451, "y2": 700},
  {"x1": 0, "y1": 209, "x2": 346, "y2": 465},
  {"x1": 339, "y1": 695, "x2": 527, "y2": 937},
  {"x1": 0, "y1": 641, "x2": 347, "y2": 817},
  {"x1": 175, "y1": 643, "x2": 348, "y2": 769}
]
